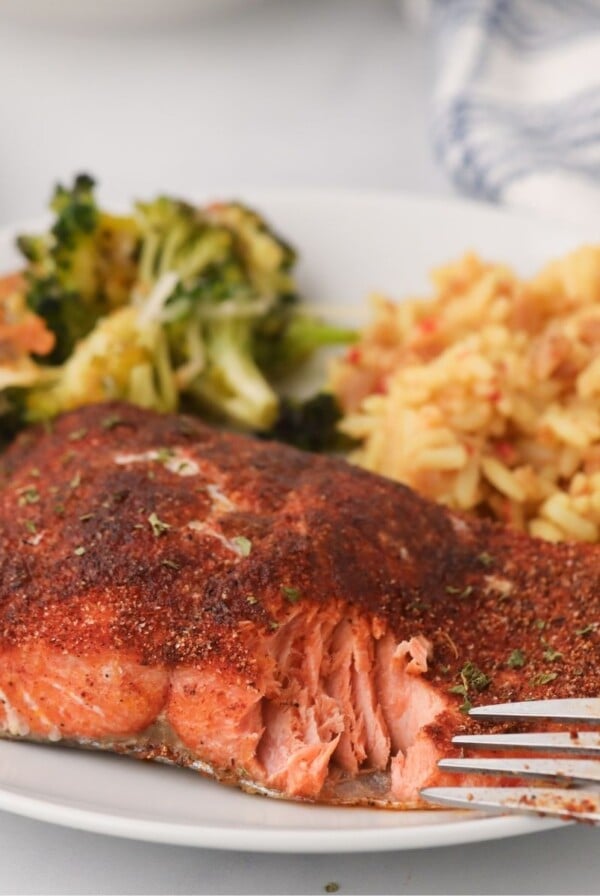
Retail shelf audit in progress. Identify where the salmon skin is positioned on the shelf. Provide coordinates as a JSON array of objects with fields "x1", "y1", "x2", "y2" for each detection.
[{"x1": 0, "y1": 403, "x2": 598, "y2": 807}]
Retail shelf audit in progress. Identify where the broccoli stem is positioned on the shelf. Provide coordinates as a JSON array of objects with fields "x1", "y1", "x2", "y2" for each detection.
[{"x1": 189, "y1": 317, "x2": 278, "y2": 430}]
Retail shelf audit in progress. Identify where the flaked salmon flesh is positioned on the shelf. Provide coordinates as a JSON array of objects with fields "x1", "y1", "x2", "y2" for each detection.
[{"x1": 0, "y1": 403, "x2": 598, "y2": 806}]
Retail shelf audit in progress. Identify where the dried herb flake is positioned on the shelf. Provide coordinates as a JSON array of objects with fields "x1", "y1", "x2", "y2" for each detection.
[
  {"x1": 445, "y1": 582, "x2": 474, "y2": 599},
  {"x1": 232, "y1": 536, "x2": 252, "y2": 557},
  {"x1": 448, "y1": 683, "x2": 472, "y2": 714},
  {"x1": 281, "y1": 585, "x2": 302, "y2": 604},
  {"x1": 156, "y1": 447, "x2": 175, "y2": 464},
  {"x1": 161, "y1": 559, "x2": 180, "y2": 570},
  {"x1": 461, "y1": 661, "x2": 491, "y2": 692},
  {"x1": 148, "y1": 512, "x2": 170, "y2": 537},
  {"x1": 532, "y1": 671, "x2": 558, "y2": 686},
  {"x1": 449, "y1": 661, "x2": 490, "y2": 713},
  {"x1": 101, "y1": 414, "x2": 122, "y2": 430},
  {"x1": 507, "y1": 648, "x2": 525, "y2": 669},
  {"x1": 19, "y1": 486, "x2": 39, "y2": 506},
  {"x1": 478, "y1": 552, "x2": 495, "y2": 567}
]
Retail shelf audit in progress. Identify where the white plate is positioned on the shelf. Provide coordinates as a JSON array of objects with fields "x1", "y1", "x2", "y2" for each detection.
[{"x1": 0, "y1": 190, "x2": 594, "y2": 852}]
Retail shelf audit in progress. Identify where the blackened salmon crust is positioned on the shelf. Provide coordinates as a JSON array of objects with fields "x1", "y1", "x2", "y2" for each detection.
[{"x1": 0, "y1": 402, "x2": 598, "y2": 804}]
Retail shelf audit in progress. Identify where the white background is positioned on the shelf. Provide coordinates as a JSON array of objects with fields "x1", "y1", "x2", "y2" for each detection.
[
  {"x1": 0, "y1": 0, "x2": 447, "y2": 227},
  {"x1": 0, "y1": 1, "x2": 598, "y2": 893}
]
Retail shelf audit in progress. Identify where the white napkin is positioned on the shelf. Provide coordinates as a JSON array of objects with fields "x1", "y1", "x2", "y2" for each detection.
[{"x1": 430, "y1": 0, "x2": 600, "y2": 223}]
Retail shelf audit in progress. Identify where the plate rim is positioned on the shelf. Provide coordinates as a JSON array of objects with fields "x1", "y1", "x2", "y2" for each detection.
[
  {"x1": 0, "y1": 781, "x2": 564, "y2": 852},
  {"x1": 1, "y1": 183, "x2": 597, "y2": 249}
]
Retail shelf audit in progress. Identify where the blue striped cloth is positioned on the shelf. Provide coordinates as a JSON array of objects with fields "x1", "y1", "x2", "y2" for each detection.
[{"x1": 430, "y1": 0, "x2": 600, "y2": 221}]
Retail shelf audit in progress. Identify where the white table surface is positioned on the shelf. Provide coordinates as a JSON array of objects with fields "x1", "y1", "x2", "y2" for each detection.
[{"x1": 0, "y1": 1, "x2": 598, "y2": 893}]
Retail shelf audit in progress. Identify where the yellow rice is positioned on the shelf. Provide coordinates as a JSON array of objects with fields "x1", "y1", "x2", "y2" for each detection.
[{"x1": 331, "y1": 246, "x2": 600, "y2": 542}]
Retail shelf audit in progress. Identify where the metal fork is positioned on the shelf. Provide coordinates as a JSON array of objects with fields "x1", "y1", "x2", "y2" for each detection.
[{"x1": 420, "y1": 698, "x2": 600, "y2": 824}]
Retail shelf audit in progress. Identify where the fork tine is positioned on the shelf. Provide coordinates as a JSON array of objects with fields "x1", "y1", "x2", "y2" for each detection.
[
  {"x1": 468, "y1": 698, "x2": 600, "y2": 723},
  {"x1": 420, "y1": 786, "x2": 600, "y2": 824},
  {"x1": 452, "y1": 732, "x2": 600, "y2": 755},
  {"x1": 438, "y1": 756, "x2": 600, "y2": 785}
]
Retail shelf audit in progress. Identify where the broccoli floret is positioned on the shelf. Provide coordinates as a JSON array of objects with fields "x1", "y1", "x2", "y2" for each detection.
[
  {"x1": 10, "y1": 179, "x2": 356, "y2": 436},
  {"x1": 206, "y1": 201, "x2": 296, "y2": 298},
  {"x1": 255, "y1": 312, "x2": 357, "y2": 380},
  {"x1": 0, "y1": 388, "x2": 27, "y2": 447},
  {"x1": 25, "y1": 306, "x2": 177, "y2": 421},
  {"x1": 187, "y1": 316, "x2": 278, "y2": 430},
  {"x1": 263, "y1": 392, "x2": 354, "y2": 452},
  {"x1": 207, "y1": 203, "x2": 356, "y2": 379},
  {"x1": 134, "y1": 196, "x2": 233, "y2": 297},
  {"x1": 17, "y1": 174, "x2": 139, "y2": 364},
  {"x1": 133, "y1": 196, "x2": 354, "y2": 430},
  {"x1": 132, "y1": 197, "x2": 285, "y2": 429},
  {"x1": 51, "y1": 172, "x2": 98, "y2": 246}
]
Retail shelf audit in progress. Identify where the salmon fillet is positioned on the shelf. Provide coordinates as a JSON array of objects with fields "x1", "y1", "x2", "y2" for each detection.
[{"x1": 0, "y1": 402, "x2": 598, "y2": 807}]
